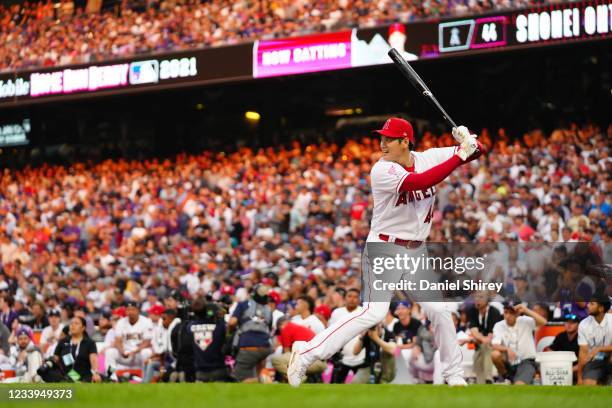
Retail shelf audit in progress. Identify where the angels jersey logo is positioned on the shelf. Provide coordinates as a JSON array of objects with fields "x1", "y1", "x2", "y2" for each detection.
[
  {"x1": 191, "y1": 323, "x2": 216, "y2": 351},
  {"x1": 395, "y1": 186, "x2": 436, "y2": 206}
]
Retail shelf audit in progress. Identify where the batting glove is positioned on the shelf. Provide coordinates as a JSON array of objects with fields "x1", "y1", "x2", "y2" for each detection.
[
  {"x1": 456, "y1": 135, "x2": 478, "y2": 161},
  {"x1": 452, "y1": 126, "x2": 472, "y2": 144}
]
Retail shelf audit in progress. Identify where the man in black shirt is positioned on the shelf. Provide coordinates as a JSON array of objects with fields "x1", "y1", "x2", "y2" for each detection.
[
  {"x1": 392, "y1": 301, "x2": 421, "y2": 348},
  {"x1": 188, "y1": 299, "x2": 229, "y2": 382},
  {"x1": 467, "y1": 292, "x2": 502, "y2": 384},
  {"x1": 549, "y1": 314, "x2": 580, "y2": 364}
]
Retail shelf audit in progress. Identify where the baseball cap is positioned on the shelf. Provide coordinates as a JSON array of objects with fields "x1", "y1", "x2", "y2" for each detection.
[
  {"x1": 112, "y1": 306, "x2": 126, "y2": 318},
  {"x1": 148, "y1": 304, "x2": 165, "y2": 316},
  {"x1": 503, "y1": 300, "x2": 520, "y2": 311},
  {"x1": 391, "y1": 300, "x2": 412, "y2": 314},
  {"x1": 125, "y1": 300, "x2": 138, "y2": 308},
  {"x1": 373, "y1": 117, "x2": 414, "y2": 143},
  {"x1": 314, "y1": 304, "x2": 332, "y2": 320},
  {"x1": 48, "y1": 309, "x2": 61, "y2": 317},
  {"x1": 268, "y1": 290, "x2": 281, "y2": 305},
  {"x1": 563, "y1": 314, "x2": 580, "y2": 323}
]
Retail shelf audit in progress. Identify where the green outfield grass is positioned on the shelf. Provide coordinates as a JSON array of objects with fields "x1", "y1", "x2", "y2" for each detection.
[{"x1": 1, "y1": 384, "x2": 610, "y2": 408}]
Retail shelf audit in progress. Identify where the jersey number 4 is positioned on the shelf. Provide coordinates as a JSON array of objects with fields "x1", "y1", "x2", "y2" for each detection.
[{"x1": 424, "y1": 203, "x2": 435, "y2": 224}]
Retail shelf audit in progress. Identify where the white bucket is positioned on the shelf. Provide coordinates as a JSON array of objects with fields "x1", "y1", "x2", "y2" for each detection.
[{"x1": 535, "y1": 351, "x2": 576, "y2": 386}]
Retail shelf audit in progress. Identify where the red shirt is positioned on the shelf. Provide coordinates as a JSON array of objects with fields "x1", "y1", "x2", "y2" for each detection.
[
  {"x1": 350, "y1": 201, "x2": 367, "y2": 220},
  {"x1": 279, "y1": 322, "x2": 315, "y2": 349}
]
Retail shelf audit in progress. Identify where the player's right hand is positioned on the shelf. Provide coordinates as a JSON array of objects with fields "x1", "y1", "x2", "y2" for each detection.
[
  {"x1": 456, "y1": 135, "x2": 478, "y2": 161},
  {"x1": 452, "y1": 126, "x2": 472, "y2": 143}
]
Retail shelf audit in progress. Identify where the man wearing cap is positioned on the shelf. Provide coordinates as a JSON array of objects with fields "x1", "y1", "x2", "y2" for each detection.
[
  {"x1": 288, "y1": 118, "x2": 484, "y2": 387},
  {"x1": 228, "y1": 285, "x2": 273, "y2": 382},
  {"x1": 548, "y1": 314, "x2": 580, "y2": 376},
  {"x1": 577, "y1": 296, "x2": 612, "y2": 385},
  {"x1": 39, "y1": 310, "x2": 63, "y2": 359},
  {"x1": 271, "y1": 317, "x2": 327, "y2": 381},
  {"x1": 491, "y1": 302, "x2": 548, "y2": 384},
  {"x1": 7, "y1": 326, "x2": 43, "y2": 382},
  {"x1": 105, "y1": 301, "x2": 154, "y2": 374}
]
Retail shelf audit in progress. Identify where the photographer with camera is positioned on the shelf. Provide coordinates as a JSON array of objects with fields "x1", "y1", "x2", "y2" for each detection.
[
  {"x1": 228, "y1": 284, "x2": 273, "y2": 383},
  {"x1": 45, "y1": 317, "x2": 101, "y2": 383},
  {"x1": 188, "y1": 298, "x2": 229, "y2": 382},
  {"x1": 169, "y1": 293, "x2": 193, "y2": 382}
]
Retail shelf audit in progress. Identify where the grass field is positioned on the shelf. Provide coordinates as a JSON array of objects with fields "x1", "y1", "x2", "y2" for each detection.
[{"x1": 1, "y1": 384, "x2": 610, "y2": 408}]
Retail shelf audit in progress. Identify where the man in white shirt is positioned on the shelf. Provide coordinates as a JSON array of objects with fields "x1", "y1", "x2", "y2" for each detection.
[
  {"x1": 39, "y1": 310, "x2": 63, "y2": 359},
  {"x1": 292, "y1": 296, "x2": 325, "y2": 334},
  {"x1": 577, "y1": 297, "x2": 611, "y2": 385},
  {"x1": 105, "y1": 301, "x2": 154, "y2": 372},
  {"x1": 327, "y1": 289, "x2": 367, "y2": 383},
  {"x1": 144, "y1": 307, "x2": 180, "y2": 383},
  {"x1": 491, "y1": 302, "x2": 548, "y2": 384},
  {"x1": 329, "y1": 289, "x2": 363, "y2": 325}
]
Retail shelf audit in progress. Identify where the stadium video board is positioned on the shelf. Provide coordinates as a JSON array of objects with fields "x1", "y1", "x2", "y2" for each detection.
[
  {"x1": 253, "y1": 0, "x2": 611, "y2": 77},
  {"x1": 0, "y1": 44, "x2": 253, "y2": 107}
]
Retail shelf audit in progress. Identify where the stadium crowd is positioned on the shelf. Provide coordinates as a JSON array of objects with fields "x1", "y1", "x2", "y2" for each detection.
[
  {"x1": 1, "y1": 0, "x2": 570, "y2": 72},
  {"x1": 0, "y1": 121, "x2": 610, "y2": 385}
]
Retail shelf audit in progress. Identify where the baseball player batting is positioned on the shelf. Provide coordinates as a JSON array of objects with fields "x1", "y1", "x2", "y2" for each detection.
[{"x1": 288, "y1": 117, "x2": 484, "y2": 386}]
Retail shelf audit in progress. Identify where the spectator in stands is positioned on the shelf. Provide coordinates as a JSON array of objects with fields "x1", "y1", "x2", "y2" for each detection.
[
  {"x1": 491, "y1": 302, "x2": 548, "y2": 384},
  {"x1": 291, "y1": 295, "x2": 325, "y2": 334},
  {"x1": 354, "y1": 323, "x2": 397, "y2": 384},
  {"x1": 0, "y1": 320, "x2": 9, "y2": 357},
  {"x1": 7, "y1": 326, "x2": 42, "y2": 382},
  {"x1": 468, "y1": 291, "x2": 503, "y2": 384},
  {"x1": 39, "y1": 310, "x2": 64, "y2": 359},
  {"x1": 271, "y1": 316, "x2": 327, "y2": 381},
  {"x1": 547, "y1": 314, "x2": 580, "y2": 376},
  {"x1": 228, "y1": 285, "x2": 273, "y2": 383},
  {"x1": 105, "y1": 301, "x2": 153, "y2": 373},
  {"x1": 19, "y1": 301, "x2": 48, "y2": 330},
  {"x1": 577, "y1": 296, "x2": 612, "y2": 385},
  {"x1": 0, "y1": 294, "x2": 18, "y2": 330},
  {"x1": 143, "y1": 304, "x2": 166, "y2": 383},
  {"x1": 53, "y1": 316, "x2": 101, "y2": 382},
  {"x1": 391, "y1": 301, "x2": 421, "y2": 350},
  {"x1": 314, "y1": 304, "x2": 332, "y2": 328}
]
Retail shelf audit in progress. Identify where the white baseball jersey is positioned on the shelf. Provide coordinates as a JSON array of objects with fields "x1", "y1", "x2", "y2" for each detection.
[
  {"x1": 367, "y1": 147, "x2": 457, "y2": 242},
  {"x1": 115, "y1": 315, "x2": 154, "y2": 353}
]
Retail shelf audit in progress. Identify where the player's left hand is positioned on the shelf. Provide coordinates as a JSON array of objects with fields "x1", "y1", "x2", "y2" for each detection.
[
  {"x1": 457, "y1": 135, "x2": 478, "y2": 161},
  {"x1": 452, "y1": 126, "x2": 474, "y2": 143}
]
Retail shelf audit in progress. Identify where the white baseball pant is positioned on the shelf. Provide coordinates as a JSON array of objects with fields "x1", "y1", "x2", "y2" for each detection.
[{"x1": 105, "y1": 348, "x2": 153, "y2": 370}]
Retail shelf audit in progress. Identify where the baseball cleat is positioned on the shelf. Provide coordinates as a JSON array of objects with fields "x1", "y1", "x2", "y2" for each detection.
[
  {"x1": 287, "y1": 341, "x2": 307, "y2": 387},
  {"x1": 446, "y1": 375, "x2": 468, "y2": 386}
]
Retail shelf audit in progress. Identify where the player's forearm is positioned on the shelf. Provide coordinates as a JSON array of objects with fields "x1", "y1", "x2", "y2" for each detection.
[{"x1": 399, "y1": 155, "x2": 463, "y2": 192}]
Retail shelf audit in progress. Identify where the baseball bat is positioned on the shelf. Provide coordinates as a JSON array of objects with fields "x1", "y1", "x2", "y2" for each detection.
[{"x1": 388, "y1": 48, "x2": 457, "y2": 129}]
